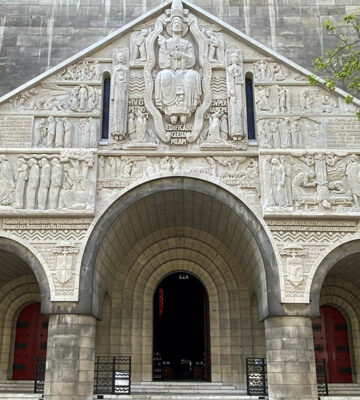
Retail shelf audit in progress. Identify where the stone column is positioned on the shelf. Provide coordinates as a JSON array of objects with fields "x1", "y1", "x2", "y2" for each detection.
[
  {"x1": 265, "y1": 316, "x2": 318, "y2": 400},
  {"x1": 44, "y1": 314, "x2": 96, "y2": 400}
]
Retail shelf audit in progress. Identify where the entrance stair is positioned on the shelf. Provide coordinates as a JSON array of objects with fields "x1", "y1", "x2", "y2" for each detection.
[
  {"x1": 0, "y1": 380, "x2": 42, "y2": 399},
  {"x1": 318, "y1": 383, "x2": 360, "y2": 399},
  {"x1": 93, "y1": 382, "x2": 267, "y2": 399}
]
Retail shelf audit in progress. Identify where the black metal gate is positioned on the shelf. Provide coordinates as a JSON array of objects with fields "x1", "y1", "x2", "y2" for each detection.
[
  {"x1": 34, "y1": 355, "x2": 46, "y2": 393},
  {"x1": 316, "y1": 358, "x2": 328, "y2": 396},
  {"x1": 246, "y1": 357, "x2": 267, "y2": 396},
  {"x1": 94, "y1": 356, "x2": 131, "y2": 395}
]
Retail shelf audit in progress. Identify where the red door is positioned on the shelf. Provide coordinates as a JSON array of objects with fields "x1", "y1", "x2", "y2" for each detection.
[
  {"x1": 312, "y1": 305, "x2": 352, "y2": 383},
  {"x1": 12, "y1": 303, "x2": 48, "y2": 380}
]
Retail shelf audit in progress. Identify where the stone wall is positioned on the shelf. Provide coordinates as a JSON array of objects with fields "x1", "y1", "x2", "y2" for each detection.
[{"x1": 0, "y1": 0, "x2": 358, "y2": 97}]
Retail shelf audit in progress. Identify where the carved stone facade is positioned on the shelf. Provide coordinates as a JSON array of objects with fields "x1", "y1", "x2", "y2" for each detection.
[{"x1": 0, "y1": 1, "x2": 359, "y2": 399}]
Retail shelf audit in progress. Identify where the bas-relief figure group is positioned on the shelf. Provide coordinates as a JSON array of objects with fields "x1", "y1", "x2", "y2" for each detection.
[
  {"x1": 0, "y1": 152, "x2": 95, "y2": 212},
  {"x1": 0, "y1": 0, "x2": 359, "y2": 300}
]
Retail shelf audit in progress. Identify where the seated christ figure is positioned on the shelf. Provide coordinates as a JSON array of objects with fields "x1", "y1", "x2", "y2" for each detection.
[{"x1": 155, "y1": 10, "x2": 201, "y2": 125}]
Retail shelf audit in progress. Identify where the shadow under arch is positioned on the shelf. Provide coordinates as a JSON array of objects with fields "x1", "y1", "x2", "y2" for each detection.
[
  {"x1": 0, "y1": 236, "x2": 51, "y2": 313},
  {"x1": 309, "y1": 239, "x2": 360, "y2": 315},
  {"x1": 79, "y1": 176, "x2": 283, "y2": 319}
]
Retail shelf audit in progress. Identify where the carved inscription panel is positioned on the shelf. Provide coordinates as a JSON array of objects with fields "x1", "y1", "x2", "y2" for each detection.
[{"x1": 0, "y1": 116, "x2": 33, "y2": 147}]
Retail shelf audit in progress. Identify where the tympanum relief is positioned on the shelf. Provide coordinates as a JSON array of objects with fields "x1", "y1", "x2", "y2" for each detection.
[{"x1": 105, "y1": 0, "x2": 246, "y2": 149}]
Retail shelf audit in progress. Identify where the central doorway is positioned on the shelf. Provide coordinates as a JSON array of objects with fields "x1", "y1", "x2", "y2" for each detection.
[{"x1": 153, "y1": 272, "x2": 210, "y2": 381}]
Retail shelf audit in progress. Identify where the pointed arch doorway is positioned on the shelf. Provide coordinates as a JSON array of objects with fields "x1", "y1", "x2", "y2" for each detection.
[{"x1": 153, "y1": 272, "x2": 210, "y2": 381}]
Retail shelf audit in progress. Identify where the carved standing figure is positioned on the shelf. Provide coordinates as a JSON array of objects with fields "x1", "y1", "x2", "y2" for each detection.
[
  {"x1": 34, "y1": 119, "x2": 46, "y2": 147},
  {"x1": 64, "y1": 118, "x2": 72, "y2": 148},
  {"x1": 154, "y1": 1, "x2": 201, "y2": 125},
  {"x1": 271, "y1": 156, "x2": 287, "y2": 206},
  {"x1": 0, "y1": 156, "x2": 15, "y2": 206},
  {"x1": 37, "y1": 158, "x2": 51, "y2": 210},
  {"x1": 14, "y1": 158, "x2": 29, "y2": 209},
  {"x1": 49, "y1": 158, "x2": 63, "y2": 209},
  {"x1": 89, "y1": 118, "x2": 98, "y2": 147},
  {"x1": 256, "y1": 86, "x2": 271, "y2": 112},
  {"x1": 205, "y1": 29, "x2": 224, "y2": 64},
  {"x1": 134, "y1": 29, "x2": 149, "y2": 63},
  {"x1": 263, "y1": 155, "x2": 275, "y2": 207},
  {"x1": 47, "y1": 116, "x2": 56, "y2": 147},
  {"x1": 278, "y1": 87, "x2": 289, "y2": 113},
  {"x1": 280, "y1": 155, "x2": 292, "y2": 206},
  {"x1": 26, "y1": 158, "x2": 40, "y2": 209},
  {"x1": 55, "y1": 118, "x2": 65, "y2": 148},
  {"x1": 345, "y1": 154, "x2": 360, "y2": 207},
  {"x1": 226, "y1": 50, "x2": 243, "y2": 139},
  {"x1": 111, "y1": 50, "x2": 128, "y2": 138},
  {"x1": 134, "y1": 110, "x2": 148, "y2": 142},
  {"x1": 279, "y1": 118, "x2": 291, "y2": 148},
  {"x1": 207, "y1": 111, "x2": 223, "y2": 143},
  {"x1": 78, "y1": 84, "x2": 88, "y2": 110}
]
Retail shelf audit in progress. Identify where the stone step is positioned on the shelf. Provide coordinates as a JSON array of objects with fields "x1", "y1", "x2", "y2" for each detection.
[
  {"x1": 0, "y1": 380, "x2": 34, "y2": 393},
  {"x1": 93, "y1": 396, "x2": 265, "y2": 400},
  {"x1": 0, "y1": 395, "x2": 42, "y2": 400},
  {"x1": 329, "y1": 383, "x2": 360, "y2": 395}
]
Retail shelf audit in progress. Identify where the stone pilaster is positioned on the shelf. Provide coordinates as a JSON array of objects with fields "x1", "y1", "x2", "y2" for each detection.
[
  {"x1": 265, "y1": 316, "x2": 318, "y2": 400},
  {"x1": 44, "y1": 314, "x2": 96, "y2": 400}
]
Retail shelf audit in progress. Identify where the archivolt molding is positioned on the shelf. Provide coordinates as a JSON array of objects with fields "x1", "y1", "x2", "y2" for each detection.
[
  {"x1": 0, "y1": 233, "x2": 53, "y2": 305},
  {"x1": 307, "y1": 234, "x2": 360, "y2": 309}
]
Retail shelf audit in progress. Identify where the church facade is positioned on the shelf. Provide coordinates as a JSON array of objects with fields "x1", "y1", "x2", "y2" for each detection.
[{"x1": 0, "y1": 1, "x2": 359, "y2": 399}]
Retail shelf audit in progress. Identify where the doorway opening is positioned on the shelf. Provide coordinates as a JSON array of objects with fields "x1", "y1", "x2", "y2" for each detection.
[
  {"x1": 12, "y1": 303, "x2": 48, "y2": 380},
  {"x1": 312, "y1": 305, "x2": 352, "y2": 383},
  {"x1": 153, "y1": 272, "x2": 210, "y2": 381}
]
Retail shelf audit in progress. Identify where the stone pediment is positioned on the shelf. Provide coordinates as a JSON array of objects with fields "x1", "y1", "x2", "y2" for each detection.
[{"x1": 0, "y1": 0, "x2": 359, "y2": 219}]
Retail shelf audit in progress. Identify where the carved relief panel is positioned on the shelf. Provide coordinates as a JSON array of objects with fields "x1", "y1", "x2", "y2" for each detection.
[
  {"x1": 260, "y1": 151, "x2": 360, "y2": 216},
  {"x1": 0, "y1": 151, "x2": 96, "y2": 213}
]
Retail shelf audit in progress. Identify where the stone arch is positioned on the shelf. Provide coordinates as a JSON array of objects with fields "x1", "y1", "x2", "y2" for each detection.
[
  {"x1": 0, "y1": 235, "x2": 51, "y2": 312},
  {"x1": 309, "y1": 238, "x2": 360, "y2": 315},
  {"x1": 81, "y1": 176, "x2": 281, "y2": 319}
]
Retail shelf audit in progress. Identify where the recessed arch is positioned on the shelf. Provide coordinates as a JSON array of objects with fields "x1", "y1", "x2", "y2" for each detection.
[
  {"x1": 80, "y1": 177, "x2": 282, "y2": 319},
  {"x1": 309, "y1": 239, "x2": 360, "y2": 315}
]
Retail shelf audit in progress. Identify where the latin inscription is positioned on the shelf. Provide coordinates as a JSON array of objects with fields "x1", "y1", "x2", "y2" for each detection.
[
  {"x1": 0, "y1": 116, "x2": 33, "y2": 147},
  {"x1": 326, "y1": 119, "x2": 360, "y2": 148}
]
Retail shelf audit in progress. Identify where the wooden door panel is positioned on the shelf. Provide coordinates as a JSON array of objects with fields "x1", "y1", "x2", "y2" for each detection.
[
  {"x1": 312, "y1": 305, "x2": 352, "y2": 383},
  {"x1": 12, "y1": 303, "x2": 48, "y2": 380}
]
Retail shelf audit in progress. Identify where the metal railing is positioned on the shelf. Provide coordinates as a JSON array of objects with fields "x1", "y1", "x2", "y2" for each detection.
[
  {"x1": 246, "y1": 357, "x2": 267, "y2": 396},
  {"x1": 34, "y1": 355, "x2": 46, "y2": 394},
  {"x1": 316, "y1": 358, "x2": 328, "y2": 396},
  {"x1": 94, "y1": 356, "x2": 131, "y2": 395}
]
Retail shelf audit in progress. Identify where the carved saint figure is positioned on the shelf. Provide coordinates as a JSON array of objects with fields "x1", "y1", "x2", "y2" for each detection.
[
  {"x1": 300, "y1": 89, "x2": 313, "y2": 112},
  {"x1": 64, "y1": 118, "x2": 73, "y2": 148},
  {"x1": 292, "y1": 171, "x2": 316, "y2": 202},
  {"x1": 278, "y1": 87, "x2": 289, "y2": 113},
  {"x1": 37, "y1": 158, "x2": 51, "y2": 210},
  {"x1": 111, "y1": 51, "x2": 128, "y2": 138},
  {"x1": 55, "y1": 118, "x2": 65, "y2": 148},
  {"x1": 49, "y1": 158, "x2": 63, "y2": 209},
  {"x1": 345, "y1": 154, "x2": 360, "y2": 207},
  {"x1": 134, "y1": 29, "x2": 150, "y2": 62},
  {"x1": 279, "y1": 118, "x2": 291, "y2": 148},
  {"x1": 271, "y1": 156, "x2": 287, "y2": 206},
  {"x1": 255, "y1": 60, "x2": 269, "y2": 81},
  {"x1": 78, "y1": 84, "x2": 88, "y2": 110},
  {"x1": 226, "y1": 51, "x2": 243, "y2": 139},
  {"x1": 89, "y1": 118, "x2": 98, "y2": 147},
  {"x1": 204, "y1": 29, "x2": 224, "y2": 64},
  {"x1": 321, "y1": 95, "x2": 336, "y2": 113},
  {"x1": 280, "y1": 155, "x2": 292, "y2": 206},
  {"x1": 26, "y1": 158, "x2": 40, "y2": 209},
  {"x1": 34, "y1": 119, "x2": 46, "y2": 147},
  {"x1": 154, "y1": 2, "x2": 201, "y2": 125},
  {"x1": 0, "y1": 156, "x2": 15, "y2": 206},
  {"x1": 14, "y1": 157, "x2": 29, "y2": 209},
  {"x1": 256, "y1": 86, "x2": 271, "y2": 112},
  {"x1": 207, "y1": 111, "x2": 224, "y2": 143},
  {"x1": 134, "y1": 110, "x2": 148, "y2": 142},
  {"x1": 47, "y1": 116, "x2": 56, "y2": 147}
]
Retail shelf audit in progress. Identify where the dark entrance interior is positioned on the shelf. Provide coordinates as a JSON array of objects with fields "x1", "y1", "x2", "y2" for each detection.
[
  {"x1": 12, "y1": 303, "x2": 48, "y2": 380},
  {"x1": 153, "y1": 272, "x2": 210, "y2": 381},
  {"x1": 312, "y1": 305, "x2": 352, "y2": 383}
]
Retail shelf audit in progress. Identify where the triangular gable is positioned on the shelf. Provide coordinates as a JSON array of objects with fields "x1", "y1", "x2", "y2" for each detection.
[{"x1": 0, "y1": 0, "x2": 358, "y2": 106}]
